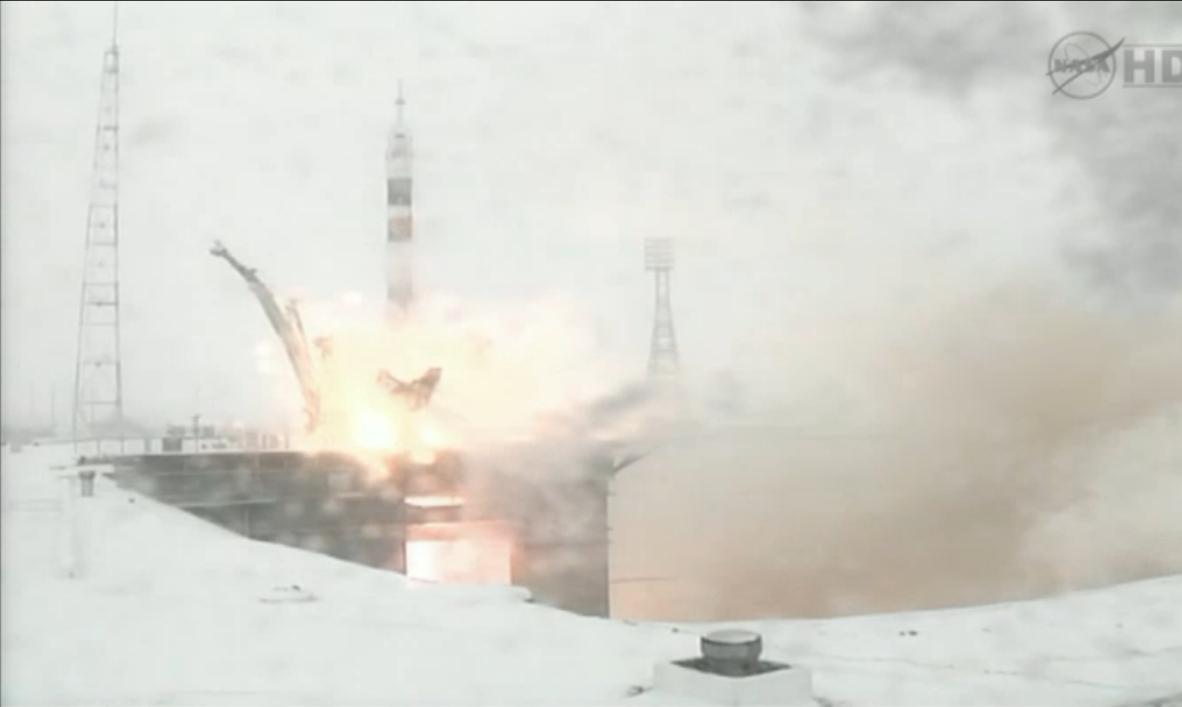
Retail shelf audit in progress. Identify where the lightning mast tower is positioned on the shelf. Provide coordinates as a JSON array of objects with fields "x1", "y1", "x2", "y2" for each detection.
[
  {"x1": 72, "y1": 8, "x2": 124, "y2": 452},
  {"x1": 385, "y1": 81, "x2": 414, "y2": 319},
  {"x1": 644, "y1": 238, "x2": 679, "y2": 378}
]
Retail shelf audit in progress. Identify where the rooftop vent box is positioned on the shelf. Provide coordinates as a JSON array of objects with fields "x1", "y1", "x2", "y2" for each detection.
[{"x1": 653, "y1": 629, "x2": 816, "y2": 706}]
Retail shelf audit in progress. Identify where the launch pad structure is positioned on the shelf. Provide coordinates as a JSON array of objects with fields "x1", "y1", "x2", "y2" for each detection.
[
  {"x1": 101, "y1": 447, "x2": 614, "y2": 617},
  {"x1": 176, "y1": 82, "x2": 617, "y2": 615},
  {"x1": 64, "y1": 20, "x2": 661, "y2": 619}
]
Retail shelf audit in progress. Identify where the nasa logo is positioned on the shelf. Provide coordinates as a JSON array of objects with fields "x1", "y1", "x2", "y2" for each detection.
[{"x1": 1047, "y1": 32, "x2": 1122, "y2": 99}]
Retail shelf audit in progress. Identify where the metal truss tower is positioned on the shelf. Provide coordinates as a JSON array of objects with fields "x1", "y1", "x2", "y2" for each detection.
[
  {"x1": 72, "y1": 13, "x2": 124, "y2": 451},
  {"x1": 644, "y1": 238, "x2": 679, "y2": 378}
]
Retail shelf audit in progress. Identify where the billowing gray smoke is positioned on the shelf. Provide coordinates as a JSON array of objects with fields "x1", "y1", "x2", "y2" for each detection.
[
  {"x1": 610, "y1": 285, "x2": 1182, "y2": 621},
  {"x1": 580, "y1": 0, "x2": 1182, "y2": 623}
]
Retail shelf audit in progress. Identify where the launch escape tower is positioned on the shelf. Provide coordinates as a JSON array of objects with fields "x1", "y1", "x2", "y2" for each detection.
[
  {"x1": 72, "y1": 11, "x2": 125, "y2": 451},
  {"x1": 385, "y1": 81, "x2": 415, "y2": 318},
  {"x1": 645, "y1": 238, "x2": 679, "y2": 378}
]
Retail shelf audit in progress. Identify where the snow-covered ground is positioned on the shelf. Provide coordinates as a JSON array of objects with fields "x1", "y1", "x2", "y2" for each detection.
[{"x1": 3, "y1": 442, "x2": 1180, "y2": 706}]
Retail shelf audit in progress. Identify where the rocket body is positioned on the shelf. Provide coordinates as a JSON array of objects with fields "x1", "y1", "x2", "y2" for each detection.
[{"x1": 386, "y1": 95, "x2": 414, "y2": 316}]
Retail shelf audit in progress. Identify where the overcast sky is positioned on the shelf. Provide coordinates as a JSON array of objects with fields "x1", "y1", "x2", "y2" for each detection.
[{"x1": 2, "y1": 1, "x2": 1179, "y2": 430}]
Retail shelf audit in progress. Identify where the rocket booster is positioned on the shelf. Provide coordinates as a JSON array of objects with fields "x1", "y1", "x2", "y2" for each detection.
[{"x1": 386, "y1": 84, "x2": 413, "y2": 315}]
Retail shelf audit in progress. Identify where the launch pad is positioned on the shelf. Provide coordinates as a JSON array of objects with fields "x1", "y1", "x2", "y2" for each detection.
[{"x1": 102, "y1": 447, "x2": 612, "y2": 616}]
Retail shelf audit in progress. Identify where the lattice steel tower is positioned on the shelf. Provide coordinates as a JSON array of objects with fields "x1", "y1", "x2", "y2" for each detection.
[
  {"x1": 644, "y1": 238, "x2": 679, "y2": 378},
  {"x1": 72, "y1": 13, "x2": 124, "y2": 450}
]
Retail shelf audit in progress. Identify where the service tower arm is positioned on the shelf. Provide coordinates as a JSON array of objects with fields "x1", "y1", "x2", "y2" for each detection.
[{"x1": 210, "y1": 241, "x2": 321, "y2": 430}]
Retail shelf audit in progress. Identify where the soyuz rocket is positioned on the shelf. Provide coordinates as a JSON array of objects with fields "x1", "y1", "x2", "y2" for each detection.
[{"x1": 385, "y1": 81, "x2": 414, "y2": 318}]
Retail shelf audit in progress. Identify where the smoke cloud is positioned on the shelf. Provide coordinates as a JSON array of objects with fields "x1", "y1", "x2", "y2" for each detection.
[{"x1": 611, "y1": 285, "x2": 1182, "y2": 621}]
